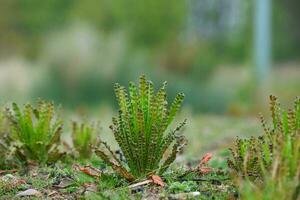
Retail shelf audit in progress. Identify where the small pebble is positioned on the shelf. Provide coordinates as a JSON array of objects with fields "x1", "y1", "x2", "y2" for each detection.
[{"x1": 16, "y1": 189, "x2": 42, "y2": 197}]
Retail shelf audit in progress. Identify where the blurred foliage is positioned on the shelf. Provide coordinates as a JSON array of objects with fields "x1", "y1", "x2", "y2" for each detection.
[
  {"x1": 0, "y1": 0, "x2": 299, "y2": 113},
  {"x1": 228, "y1": 96, "x2": 300, "y2": 180},
  {"x1": 6, "y1": 100, "x2": 65, "y2": 165},
  {"x1": 0, "y1": 108, "x2": 14, "y2": 169},
  {"x1": 72, "y1": 121, "x2": 99, "y2": 159},
  {"x1": 273, "y1": 0, "x2": 300, "y2": 61},
  {"x1": 0, "y1": 0, "x2": 186, "y2": 57},
  {"x1": 228, "y1": 95, "x2": 300, "y2": 199},
  {"x1": 0, "y1": 0, "x2": 73, "y2": 58},
  {"x1": 1, "y1": 0, "x2": 298, "y2": 60},
  {"x1": 71, "y1": 0, "x2": 186, "y2": 47}
]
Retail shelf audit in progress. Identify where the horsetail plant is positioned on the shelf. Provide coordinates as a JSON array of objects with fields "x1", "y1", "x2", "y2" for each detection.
[
  {"x1": 95, "y1": 75, "x2": 187, "y2": 181},
  {"x1": 228, "y1": 95, "x2": 300, "y2": 198},
  {"x1": 6, "y1": 100, "x2": 64, "y2": 165},
  {"x1": 72, "y1": 121, "x2": 98, "y2": 159}
]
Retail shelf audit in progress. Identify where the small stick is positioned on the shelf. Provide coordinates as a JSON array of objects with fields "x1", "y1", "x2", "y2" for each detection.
[
  {"x1": 0, "y1": 169, "x2": 18, "y2": 175},
  {"x1": 128, "y1": 180, "x2": 152, "y2": 189},
  {"x1": 178, "y1": 177, "x2": 230, "y2": 182}
]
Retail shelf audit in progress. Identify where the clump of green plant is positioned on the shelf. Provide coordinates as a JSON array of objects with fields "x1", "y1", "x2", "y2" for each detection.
[
  {"x1": 228, "y1": 95, "x2": 300, "y2": 198},
  {"x1": 0, "y1": 108, "x2": 12, "y2": 168},
  {"x1": 72, "y1": 121, "x2": 98, "y2": 159},
  {"x1": 6, "y1": 100, "x2": 64, "y2": 165},
  {"x1": 95, "y1": 75, "x2": 187, "y2": 181}
]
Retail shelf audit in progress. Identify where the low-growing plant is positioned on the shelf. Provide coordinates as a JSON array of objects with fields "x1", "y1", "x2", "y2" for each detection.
[
  {"x1": 6, "y1": 100, "x2": 64, "y2": 165},
  {"x1": 168, "y1": 181, "x2": 198, "y2": 193},
  {"x1": 0, "y1": 108, "x2": 12, "y2": 168},
  {"x1": 95, "y1": 75, "x2": 187, "y2": 181},
  {"x1": 239, "y1": 176, "x2": 299, "y2": 200},
  {"x1": 228, "y1": 95, "x2": 300, "y2": 198},
  {"x1": 72, "y1": 121, "x2": 98, "y2": 159}
]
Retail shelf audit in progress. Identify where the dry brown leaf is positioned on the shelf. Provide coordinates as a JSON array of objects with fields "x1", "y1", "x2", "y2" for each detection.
[
  {"x1": 94, "y1": 148, "x2": 135, "y2": 182},
  {"x1": 73, "y1": 164, "x2": 101, "y2": 178},
  {"x1": 48, "y1": 191, "x2": 58, "y2": 197},
  {"x1": 149, "y1": 175, "x2": 165, "y2": 187}
]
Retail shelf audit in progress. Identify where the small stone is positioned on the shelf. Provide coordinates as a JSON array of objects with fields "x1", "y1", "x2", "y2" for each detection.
[
  {"x1": 53, "y1": 177, "x2": 74, "y2": 188},
  {"x1": 16, "y1": 189, "x2": 42, "y2": 197},
  {"x1": 1, "y1": 174, "x2": 15, "y2": 182}
]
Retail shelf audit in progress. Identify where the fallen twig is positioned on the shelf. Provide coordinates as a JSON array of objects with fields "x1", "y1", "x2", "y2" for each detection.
[
  {"x1": 178, "y1": 177, "x2": 230, "y2": 183},
  {"x1": 0, "y1": 169, "x2": 18, "y2": 175},
  {"x1": 128, "y1": 175, "x2": 165, "y2": 189},
  {"x1": 128, "y1": 180, "x2": 152, "y2": 189}
]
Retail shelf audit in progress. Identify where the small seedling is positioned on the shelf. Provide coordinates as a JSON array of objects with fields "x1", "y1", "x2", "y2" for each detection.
[
  {"x1": 95, "y1": 75, "x2": 187, "y2": 181},
  {"x1": 6, "y1": 100, "x2": 64, "y2": 165},
  {"x1": 72, "y1": 121, "x2": 98, "y2": 159},
  {"x1": 0, "y1": 108, "x2": 14, "y2": 168}
]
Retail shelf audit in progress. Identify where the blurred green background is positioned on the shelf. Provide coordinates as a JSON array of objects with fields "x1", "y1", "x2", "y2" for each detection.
[
  {"x1": 0, "y1": 0, "x2": 299, "y2": 111},
  {"x1": 0, "y1": 0, "x2": 299, "y2": 156}
]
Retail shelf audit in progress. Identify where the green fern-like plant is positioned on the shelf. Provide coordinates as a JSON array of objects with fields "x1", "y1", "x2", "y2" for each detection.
[
  {"x1": 6, "y1": 100, "x2": 64, "y2": 165},
  {"x1": 228, "y1": 95, "x2": 300, "y2": 197},
  {"x1": 0, "y1": 108, "x2": 12, "y2": 168},
  {"x1": 95, "y1": 75, "x2": 187, "y2": 181},
  {"x1": 72, "y1": 121, "x2": 98, "y2": 159},
  {"x1": 0, "y1": 109, "x2": 6, "y2": 166}
]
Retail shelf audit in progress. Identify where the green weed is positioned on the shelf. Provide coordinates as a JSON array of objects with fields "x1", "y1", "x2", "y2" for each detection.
[
  {"x1": 0, "y1": 108, "x2": 14, "y2": 169},
  {"x1": 228, "y1": 95, "x2": 300, "y2": 199},
  {"x1": 95, "y1": 75, "x2": 187, "y2": 181},
  {"x1": 6, "y1": 100, "x2": 65, "y2": 165},
  {"x1": 72, "y1": 121, "x2": 99, "y2": 159}
]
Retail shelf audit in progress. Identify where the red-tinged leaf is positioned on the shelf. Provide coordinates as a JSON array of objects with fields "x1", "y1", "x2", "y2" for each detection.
[
  {"x1": 149, "y1": 175, "x2": 165, "y2": 187},
  {"x1": 199, "y1": 167, "x2": 212, "y2": 174},
  {"x1": 73, "y1": 164, "x2": 101, "y2": 178},
  {"x1": 198, "y1": 153, "x2": 212, "y2": 167}
]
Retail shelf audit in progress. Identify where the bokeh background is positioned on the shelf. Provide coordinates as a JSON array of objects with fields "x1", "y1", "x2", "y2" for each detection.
[{"x1": 0, "y1": 0, "x2": 299, "y2": 157}]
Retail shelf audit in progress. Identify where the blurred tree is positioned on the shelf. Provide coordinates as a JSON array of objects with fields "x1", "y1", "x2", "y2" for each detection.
[
  {"x1": 0, "y1": 0, "x2": 73, "y2": 58},
  {"x1": 70, "y1": 0, "x2": 186, "y2": 47},
  {"x1": 0, "y1": 0, "x2": 299, "y2": 61},
  {"x1": 273, "y1": 0, "x2": 300, "y2": 61}
]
